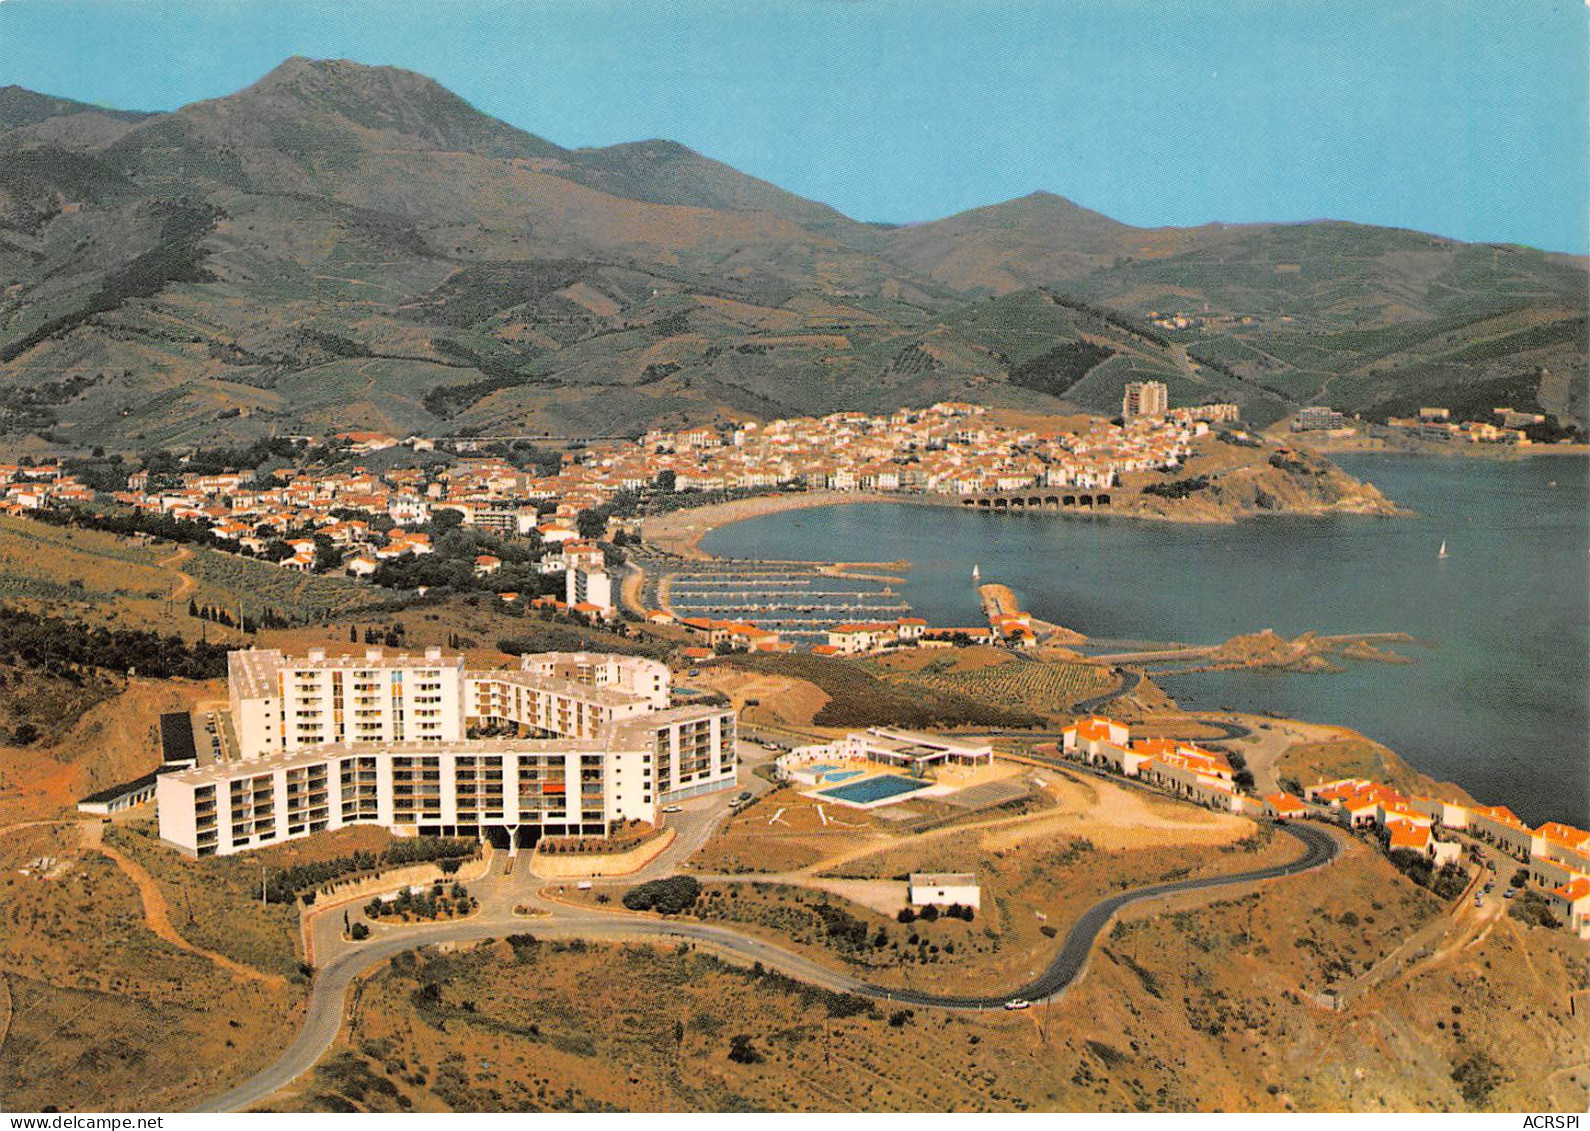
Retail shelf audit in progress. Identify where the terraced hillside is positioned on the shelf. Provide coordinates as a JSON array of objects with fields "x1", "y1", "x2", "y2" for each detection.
[{"x1": 0, "y1": 58, "x2": 1583, "y2": 453}]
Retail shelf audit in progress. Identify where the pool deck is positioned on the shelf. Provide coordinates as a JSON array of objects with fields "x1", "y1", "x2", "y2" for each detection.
[{"x1": 795, "y1": 755, "x2": 1026, "y2": 809}]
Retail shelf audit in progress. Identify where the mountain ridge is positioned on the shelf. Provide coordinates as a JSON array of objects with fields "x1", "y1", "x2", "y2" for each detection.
[{"x1": 0, "y1": 57, "x2": 1583, "y2": 452}]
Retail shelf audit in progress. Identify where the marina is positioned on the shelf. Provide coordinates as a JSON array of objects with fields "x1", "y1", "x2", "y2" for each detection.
[{"x1": 641, "y1": 555, "x2": 917, "y2": 647}]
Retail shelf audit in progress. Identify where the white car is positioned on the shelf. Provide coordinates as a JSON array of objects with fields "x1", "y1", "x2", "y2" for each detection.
[
  {"x1": 662, "y1": 804, "x2": 683, "y2": 814},
  {"x1": 1004, "y1": 998, "x2": 1031, "y2": 1011}
]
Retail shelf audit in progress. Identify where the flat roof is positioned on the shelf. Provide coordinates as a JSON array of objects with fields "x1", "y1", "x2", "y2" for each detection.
[
  {"x1": 857, "y1": 727, "x2": 991, "y2": 759},
  {"x1": 159, "y1": 711, "x2": 197, "y2": 765},
  {"x1": 229, "y1": 648, "x2": 466, "y2": 698},
  {"x1": 162, "y1": 735, "x2": 640, "y2": 788},
  {"x1": 471, "y1": 668, "x2": 643, "y2": 709},
  {"x1": 79, "y1": 771, "x2": 161, "y2": 805},
  {"x1": 910, "y1": 872, "x2": 977, "y2": 887}
]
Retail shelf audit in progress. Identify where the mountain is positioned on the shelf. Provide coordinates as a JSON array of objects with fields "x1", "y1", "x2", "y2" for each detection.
[
  {"x1": 0, "y1": 57, "x2": 1583, "y2": 452},
  {"x1": 0, "y1": 86, "x2": 152, "y2": 133},
  {"x1": 883, "y1": 190, "x2": 1182, "y2": 292}
]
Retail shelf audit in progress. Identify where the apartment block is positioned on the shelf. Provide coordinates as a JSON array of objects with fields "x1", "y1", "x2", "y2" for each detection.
[{"x1": 160, "y1": 647, "x2": 736, "y2": 856}]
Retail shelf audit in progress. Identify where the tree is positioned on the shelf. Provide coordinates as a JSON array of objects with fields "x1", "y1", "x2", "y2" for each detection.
[
  {"x1": 656, "y1": 469, "x2": 676, "y2": 492},
  {"x1": 576, "y1": 506, "x2": 608, "y2": 540},
  {"x1": 727, "y1": 1034, "x2": 763, "y2": 1064},
  {"x1": 312, "y1": 534, "x2": 340, "y2": 573}
]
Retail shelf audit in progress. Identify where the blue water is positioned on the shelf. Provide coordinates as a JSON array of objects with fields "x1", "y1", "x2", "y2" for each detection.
[
  {"x1": 705, "y1": 454, "x2": 1590, "y2": 827},
  {"x1": 819, "y1": 775, "x2": 932, "y2": 804},
  {"x1": 821, "y1": 770, "x2": 864, "y2": 783}
]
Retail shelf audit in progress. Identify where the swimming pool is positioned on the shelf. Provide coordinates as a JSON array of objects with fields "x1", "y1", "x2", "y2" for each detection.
[
  {"x1": 804, "y1": 763, "x2": 838, "y2": 774},
  {"x1": 820, "y1": 769, "x2": 863, "y2": 783},
  {"x1": 817, "y1": 774, "x2": 930, "y2": 805}
]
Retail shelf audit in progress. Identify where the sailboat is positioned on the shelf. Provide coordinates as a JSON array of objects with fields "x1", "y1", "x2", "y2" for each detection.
[
  {"x1": 972, "y1": 563, "x2": 981, "y2": 582},
  {"x1": 1438, "y1": 541, "x2": 1450, "y2": 560}
]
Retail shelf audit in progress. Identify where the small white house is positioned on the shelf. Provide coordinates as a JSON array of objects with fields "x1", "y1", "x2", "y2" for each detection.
[{"x1": 908, "y1": 872, "x2": 981, "y2": 911}]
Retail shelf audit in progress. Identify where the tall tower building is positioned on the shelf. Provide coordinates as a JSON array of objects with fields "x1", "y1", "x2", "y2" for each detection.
[{"x1": 1123, "y1": 380, "x2": 1169, "y2": 421}]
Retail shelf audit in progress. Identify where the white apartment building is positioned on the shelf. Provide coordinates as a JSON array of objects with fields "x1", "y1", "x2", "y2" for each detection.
[
  {"x1": 229, "y1": 647, "x2": 467, "y2": 755},
  {"x1": 566, "y1": 565, "x2": 614, "y2": 614},
  {"x1": 161, "y1": 647, "x2": 736, "y2": 856},
  {"x1": 1122, "y1": 380, "x2": 1169, "y2": 421}
]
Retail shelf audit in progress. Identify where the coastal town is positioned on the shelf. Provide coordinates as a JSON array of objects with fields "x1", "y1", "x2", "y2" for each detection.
[{"x1": 0, "y1": 391, "x2": 1341, "y2": 644}]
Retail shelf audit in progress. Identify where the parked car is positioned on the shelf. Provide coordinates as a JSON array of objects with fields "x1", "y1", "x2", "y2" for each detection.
[
  {"x1": 1504, "y1": 888, "x2": 1517, "y2": 899},
  {"x1": 662, "y1": 804, "x2": 682, "y2": 814},
  {"x1": 1004, "y1": 999, "x2": 1031, "y2": 1011}
]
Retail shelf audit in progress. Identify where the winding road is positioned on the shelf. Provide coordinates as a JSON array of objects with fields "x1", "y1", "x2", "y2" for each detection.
[
  {"x1": 191, "y1": 821, "x2": 1338, "y2": 1112},
  {"x1": 1070, "y1": 667, "x2": 1144, "y2": 715}
]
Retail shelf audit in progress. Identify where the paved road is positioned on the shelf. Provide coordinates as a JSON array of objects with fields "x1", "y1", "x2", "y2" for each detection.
[
  {"x1": 1071, "y1": 667, "x2": 1143, "y2": 714},
  {"x1": 191, "y1": 820, "x2": 1338, "y2": 1112}
]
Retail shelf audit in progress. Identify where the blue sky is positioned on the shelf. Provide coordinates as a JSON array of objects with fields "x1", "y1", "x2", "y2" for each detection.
[{"x1": 2, "y1": 0, "x2": 1586, "y2": 253}]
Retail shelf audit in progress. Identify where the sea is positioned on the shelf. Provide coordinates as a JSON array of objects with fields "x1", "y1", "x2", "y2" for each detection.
[{"x1": 702, "y1": 453, "x2": 1590, "y2": 827}]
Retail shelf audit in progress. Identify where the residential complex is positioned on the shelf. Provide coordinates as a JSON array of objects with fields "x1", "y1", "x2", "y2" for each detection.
[
  {"x1": 1060, "y1": 714, "x2": 1590, "y2": 937},
  {"x1": 157, "y1": 648, "x2": 736, "y2": 856}
]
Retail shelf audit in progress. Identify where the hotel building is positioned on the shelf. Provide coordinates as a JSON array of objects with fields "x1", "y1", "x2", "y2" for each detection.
[{"x1": 159, "y1": 647, "x2": 736, "y2": 857}]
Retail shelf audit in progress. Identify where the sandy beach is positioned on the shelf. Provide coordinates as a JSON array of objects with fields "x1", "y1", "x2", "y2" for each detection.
[{"x1": 640, "y1": 491, "x2": 940, "y2": 558}]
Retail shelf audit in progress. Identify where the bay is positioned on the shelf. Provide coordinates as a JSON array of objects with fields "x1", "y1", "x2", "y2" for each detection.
[{"x1": 701, "y1": 453, "x2": 1590, "y2": 827}]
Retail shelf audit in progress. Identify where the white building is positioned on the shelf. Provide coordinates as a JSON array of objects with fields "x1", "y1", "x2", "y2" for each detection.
[
  {"x1": 229, "y1": 647, "x2": 468, "y2": 756},
  {"x1": 780, "y1": 728, "x2": 992, "y2": 778},
  {"x1": 1123, "y1": 381, "x2": 1169, "y2": 421},
  {"x1": 909, "y1": 873, "x2": 981, "y2": 910},
  {"x1": 565, "y1": 566, "x2": 614, "y2": 616},
  {"x1": 160, "y1": 647, "x2": 736, "y2": 857}
]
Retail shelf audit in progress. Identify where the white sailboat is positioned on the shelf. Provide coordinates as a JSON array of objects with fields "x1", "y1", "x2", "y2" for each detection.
[
  {"x1": 1438, "y1": 541, "x2": 1449, "y2": 560},
  {"x1": 972, "y1": 563, "x2": 981, "y2": 582}
]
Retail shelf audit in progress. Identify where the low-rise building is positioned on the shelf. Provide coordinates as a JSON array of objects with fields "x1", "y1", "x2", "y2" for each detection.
[{"x1": 908, "y1": 873, "x2": 981, "y2": 911}]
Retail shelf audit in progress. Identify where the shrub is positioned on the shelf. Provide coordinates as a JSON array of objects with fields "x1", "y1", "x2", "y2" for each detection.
[
  {"x1": 1508, "y1": 889, "x2": 1562, "y2": 929},
  {"x1": 1142, "y1": 475, "x2": 1212, "y2": 499},
  {"x1": 727, "y1": 1034, "x2": 763, "y2": 1065},
  {"x1": 623, "y1": 876, "x2": 701, "y2": 914},
  {"x1": 349, "y1": 921, "x2": 370, "y2": 941}
]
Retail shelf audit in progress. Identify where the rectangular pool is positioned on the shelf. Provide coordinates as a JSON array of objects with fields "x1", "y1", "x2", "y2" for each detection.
[{"x1": 817, "y1": 774, "x2": 930, "y2": 806}]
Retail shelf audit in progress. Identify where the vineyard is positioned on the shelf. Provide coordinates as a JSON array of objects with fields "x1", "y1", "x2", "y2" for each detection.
[
  {"x1": 892, "y1": 657, "x2": 1117, "y2": 716},
  {"x1": 181, "y1": 547, "x2": 388, "y2": 620},
  {"x1": 729, "y1": 653, "x2": 1045, "y2": 731}
]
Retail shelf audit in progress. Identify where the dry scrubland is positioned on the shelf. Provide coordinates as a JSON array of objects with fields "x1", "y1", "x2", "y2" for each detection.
[
  {"x1": 0, "y1": 822, "x2": 302, "y2": 1111},
  {"x1": 269, "y1": 837, "x2": 1586, "y2": 1113},
  {"x1": 106, "y1": 818, "x2": 400, "y2": 977},
  {"x1": 679, "y1": 771, "x2": 1289, "y2": 997},
  {"x1": 0, "y1": 678, "x2": 214, "y2": 825},
  {"x1": 1274, "y1": 731, "x2": 1473, "y2": 804}
]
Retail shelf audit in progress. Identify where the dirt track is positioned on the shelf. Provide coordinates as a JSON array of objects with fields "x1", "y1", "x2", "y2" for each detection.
[
  {"x1": 158, "y1": 545, "x2": 198, "y2": 601},
  {"x1": 83, "y1": 822, "x2": 284, "y2": 985}
]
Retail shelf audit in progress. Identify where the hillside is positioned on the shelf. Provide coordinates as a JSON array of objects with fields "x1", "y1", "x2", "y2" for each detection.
[{"x1": 0, "y1": 57, "x2": 1583, "y2": 452}]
